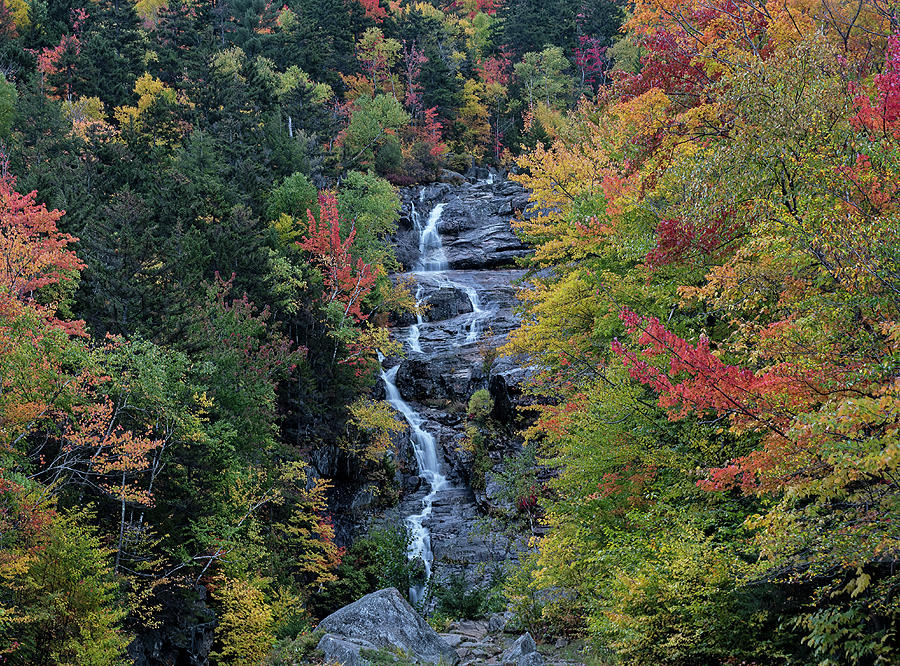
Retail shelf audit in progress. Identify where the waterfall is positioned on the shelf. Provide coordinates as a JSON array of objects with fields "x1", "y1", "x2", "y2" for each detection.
[
  {"x1": 383, "y1": 193, "x2": 500, "y2": 604},
  {"x1": 408, "y1": 283, "x2": 424, "y2": 354},
  {"x1": 417, "y1": 203, "x2": 448, "y2": 272},
  {"x1": 380, "y1": 364, "x2": 447, "y2": 605},
  {"x1": 458, "y1": 283, "x2": 486, "y2": 344},
  {"x1": 383, "y1": 196, "x2": 454, "y2": 604},
  {"x1": 372, "y1": 175, "x2": 529, "y2": 612}
]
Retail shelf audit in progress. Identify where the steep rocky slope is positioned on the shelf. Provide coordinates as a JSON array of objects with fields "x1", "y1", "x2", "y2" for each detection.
[{"x1": 378, "y1": 172, "x2": 538, "y2": 596}]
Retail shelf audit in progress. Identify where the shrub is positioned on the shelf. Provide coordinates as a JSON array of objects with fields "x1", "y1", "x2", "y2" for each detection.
[
  {"x1": 264, "y1": 631, "x2": 325, "y2": 665},
  {"x1": 307, "y1": 523, "x2": 413, "y2": 618},
  {"x1": 467, "y1": 389, "x2": 494, "y2": 422},
  {"x1": 433, "y1": 571, "x2": 506, "y2": 620},
  {"x1": 211, "y1": 577, "x2": 276, "y2": 665}
]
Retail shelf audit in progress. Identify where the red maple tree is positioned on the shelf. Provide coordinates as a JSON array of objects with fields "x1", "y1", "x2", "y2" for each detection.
[
  {"x1": 0, "y1": 165, "x2": 85, "y2": 334},
  {"x1": 298, "y1": 193, "x2": 376, "y2": 324}
]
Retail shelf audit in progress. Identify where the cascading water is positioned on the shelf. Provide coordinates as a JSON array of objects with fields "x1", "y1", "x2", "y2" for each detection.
[
  {"x1": 458, "y1": 283, "x2": 486, "y2": 344},
  {"x1": 383, "y1": 195, "x2": 454, "y2": 604},
  {"x1": 408, "y1": 283, "x2": 424, "y2": 354},
  {"x1": 380, "y1": 364, "x2": 447, "y2": 605},
  {"x1": 383, "y1": 193, "x2": 499, "y2": 604},
  {"x1": 417, "y1": 203, "x2": 448, "y2": 272},
  {"x1": 408, "y1": 194, "x2": 425, "y2": 353}
]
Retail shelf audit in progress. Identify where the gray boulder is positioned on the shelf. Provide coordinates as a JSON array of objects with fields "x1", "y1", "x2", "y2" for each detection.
[
  {"x1": 317, "y1": 588, "x2": 459, "y2": 664},
  {"x1": 517, "y1": 653, "x2": 545, "y2": 666},
  {"x1": 487, "y1": 612, "x2": 512, "y2": 633},
  {"x1": 501, "y1": 632, "x2": 544, "y2": 666},
  {"x1": 424, "y1": 287, "x2": 474, "y2": 322},
  {"x1": 317, "y1": 634, "x2": 372, "y2": 666},
  {"x1": 439, "y1": 169, "x2": 467, "y2": 186}
]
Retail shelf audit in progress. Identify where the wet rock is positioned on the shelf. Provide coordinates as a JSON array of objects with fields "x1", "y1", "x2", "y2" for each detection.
[
  {"x1": 489, "y1": 373, "x2": 516, "y2": 424},
  {"x1": 424, "y1": 287, "x2": 474, "y2": 322},
  {"x1": 409, "y1": 557, "x2": 428, "y2": 585},
  {"x1": 399, "y1": 177, "x2": 532, "y2": 271},
  {"x1": 375, "y1": 175, "x2": 538, "y2": 602},
  {"x1": 350, "y1": 486, "x2": 376, "y2": 511},
  {"x1": 394, "y1": 227, "x2": 421, "y2": 272},
  {"x1": 404, "y1": 475, "x2": 422, "y2": 493},
  {"x1": 317, "y1": 588, "x2": 459, "y2": 665},
  {"x1": 476, "y1": 471, "x2": 515, "y2": 516}
]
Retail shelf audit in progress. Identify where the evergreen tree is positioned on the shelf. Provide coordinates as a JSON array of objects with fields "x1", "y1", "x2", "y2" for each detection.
[{"x1": 74, "y1": 0, "x2": 146, "y2": 109}]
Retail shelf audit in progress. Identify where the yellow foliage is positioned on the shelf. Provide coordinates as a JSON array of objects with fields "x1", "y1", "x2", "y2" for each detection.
[
  {"x1": 211, "y1": 577, "x2": 275, "y2": 665},
  {"x1": 5, "y1": 0, "x2": 28, "y2": 28},
  {"x1": 348, "y1": 397, "x2": 407, "y2": 461},
  {"x1": 132, "y1": 0, "x2": 167, "y2": 25},
  {"x1": 114, "y1": 74, "x2": 179, "y2": 127}
]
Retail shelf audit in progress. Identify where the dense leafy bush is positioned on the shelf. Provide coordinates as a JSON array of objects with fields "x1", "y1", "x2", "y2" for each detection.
[
  {"x1": 308, "y1": 523, "x2": 413, "y2": 618},
  {"x1": 433, "y1": 571, "x2": 506, "y2": 621}
]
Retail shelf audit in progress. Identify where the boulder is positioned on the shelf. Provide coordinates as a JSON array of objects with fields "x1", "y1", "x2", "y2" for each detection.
[
  {"x1": 409, "y1": 556, "x2": 428, "y2": 585},
  {"x1": 501, "y1": 632, "x2": 544, "y2": 666},
  {"x1": 317, "y1": 634, "x2": 371, "y2": 666},
  {"x1": 424, "y1": 287, "x2": 474, "y2": 322},
  {"x1": 438, "y1": 633, "x2": 464, "y2": 649},
  {"x1": 487, "y1": 612, "x2": 512, "y2": 634},
  {"x1": 439, "y1": 169, "x2": 467, "y2": 186},
  {"x1": 317, "y1": 588, "x2": 459, "y2": 665},
  {"x1": 517, "y1": 653, "x2": 545, "y2": 666}
]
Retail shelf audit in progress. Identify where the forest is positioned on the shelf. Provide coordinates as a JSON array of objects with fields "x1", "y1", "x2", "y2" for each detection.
[{"x1": 0, "y1": 0, "x2": 899, "y2": 663}]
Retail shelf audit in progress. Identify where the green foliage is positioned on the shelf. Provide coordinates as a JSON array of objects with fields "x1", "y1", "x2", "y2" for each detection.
[
  {"x1": 264, "y1": 630, "x2": 325, "y2": 665},
  {"x1": 267, "y1": 172, "x2": 318, "y2": 222},
  {"x1": 308, "y1": 523, "x2": 414, "y2": 618},
  {"x1": 496, "y1": 441, "x2": 539, "y2": 513},
  {"x1": 467, "y1": 389, "x2": 494, "y2": 422},
  {"x1": 433, "y1": 572, "x2": 506, "y2": 621},
  {"x1": 0, "y1": 75, "x2": 16, "y2": 139},
  {"x1": 359, "y1": 646, "x2": 418, "y2": 664},
  {"x1": 342, "y1": 95, "x2": 411, "y2": 171},
  {"x1": 462, "y1": 390, "x2": 496, "y2": 492},
  {"x1": 797, "y1": 602, "x2": 898, "y2": 666},
  {"x1": 514, "y1": 47, "x2": 574, "y2": 110},
  {"x1": 336, "y1": 170, "x2": 400, "y2": 266},
  {"x1": 1, "y1": 508, "x2": 131, "y2": 666},
  {"x1": 588, "y1": 530, "x2": 785, "y2": 664},
  {"x1": 497, "y1": 0, "x2": 593, "y2": 58}
]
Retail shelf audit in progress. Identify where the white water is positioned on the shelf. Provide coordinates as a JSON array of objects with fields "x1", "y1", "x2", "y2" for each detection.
[
  {"x1": 408, "y1": 283, "x2": 424, "y2": 353},
  {"x1": 380, "y1": 364, "x2": 448, "y2": 605},
  {"x1": 408, "y1": 195, "x2": 425, "y2": 353},
  {"x1": 417, "y1": 203, "x2": 448, "y2": 272},
  {"x1": 383, "y1": 194, "x2": 496, "y2": 604},
  {"x1": 459, "y1": 283, "x2": 486, "y2": 344},
  {"x1": 409, "y1": 192, "x2": 490, "y2": 349},
  {"x1": 388, "y1": 194, "x2": 453, "y2": 605}
]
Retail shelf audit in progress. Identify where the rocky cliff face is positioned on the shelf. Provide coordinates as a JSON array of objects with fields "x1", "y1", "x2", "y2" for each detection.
[{"x1": 378, "y1": 172, "x2": 538, "y2": 594}]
